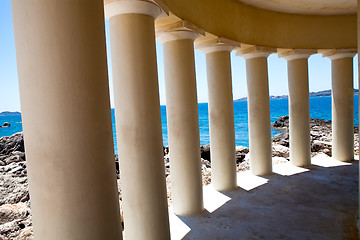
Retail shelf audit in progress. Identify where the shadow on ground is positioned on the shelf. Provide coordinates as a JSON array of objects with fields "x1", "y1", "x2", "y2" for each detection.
[{"x1": 169, "y1": 155, "x2": 359, "y2": 240}]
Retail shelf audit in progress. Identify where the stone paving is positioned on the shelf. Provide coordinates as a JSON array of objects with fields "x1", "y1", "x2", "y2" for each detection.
[{"x1": 169, "y1": 154, "x2": 359, "y2": 240}]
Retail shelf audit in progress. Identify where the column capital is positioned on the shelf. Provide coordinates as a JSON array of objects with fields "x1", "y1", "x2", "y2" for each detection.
[
  {"x1": 278, "y1": 49, "x2": 316, "y2": 61},
  {"x1": 155, "y1": 18, "x2": 205, "y2": 43},
  {"x1": 195, "y1": 34, "x2": 239, "y2": 54},
  {"x1": 198, "y1": 45, "x2": 233, "y2": 54},
  {"x1": 157, "y1": 30, "x2": 200, "y2": 43},
  {"x1": 321, "y1": 49, "x2": 357, "y2": 60},
  {"x1": 235, "y1": 45, "x2": 275, "y2": 60},
  {"x1": 104, "y1": 0, "x2": 162, "y2": 20}
]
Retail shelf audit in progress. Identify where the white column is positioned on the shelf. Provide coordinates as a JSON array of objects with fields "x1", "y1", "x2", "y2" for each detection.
[
  {"x1": 158, "y1": 30, "x2": 204, "y2": 216},
  {"x1": 327, "y1": 53, "x2": 355, "y2": 161},
  {"x1": 105, "y1": 1, "x2": 170, "y2": 239},
  {"x1": 357, "y1": 0, "x2": 360, "y2": 228},
  {"x1": 11, "y1": 1, "x2": 122, "y2": 239},
  {"x1": 238, "y1": 51, "x2": 273, "y2": 176},
  {"x1": 199, "y1": 45, "x2": 237, "y2": 191},
  {"x1": 282, "y1": 54, "x2": 311, "y2": 167},
  {"x1": 357, "y1": 0, "x2": 360, "y2": 231}
]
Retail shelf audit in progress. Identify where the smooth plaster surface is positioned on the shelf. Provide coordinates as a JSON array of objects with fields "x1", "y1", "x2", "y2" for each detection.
[
  {"x1": 161, "y1": 0, "x2": 356, "y2": 49},
  {"x1": 357, "y1": 0, "x2": 360, "y2": 225},
  {"x1": 246, "y1": 56, "x2": 273, "y2": 176},
  {"x1": 108, "y1": 12, "x2": 170, "y2": 240},
  {"x1": 287, "y1": 58, "x2": 311, "y2": 167},
  {"x1": 237, "y1": 0, "x2": 357, "y2": 15},
  {"x1": 331, "y1": 57, "x2": 355, "y2": 162},
  {"x1": 206, "y1": 50, "x2": 237, "y2": 191},
  {"x1": 163, "y1": 38, "x2": 204, "y2": 216},
  {"x1": 11, "y1": 1, "x2": 123, "y2": 239},
  {"x1": 169, "y1": 155, "x2": 359, "y2": 240}
]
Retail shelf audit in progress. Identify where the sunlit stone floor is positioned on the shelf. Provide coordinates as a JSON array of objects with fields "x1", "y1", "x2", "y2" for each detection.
[{"x1": 169, "y1": 154, "x2": 359, "y2": 240}]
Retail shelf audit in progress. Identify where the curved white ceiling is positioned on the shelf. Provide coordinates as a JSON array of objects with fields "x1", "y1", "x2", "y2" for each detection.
[{"x1": 237, "y1": 0, "x2": 357, "y2": 15}]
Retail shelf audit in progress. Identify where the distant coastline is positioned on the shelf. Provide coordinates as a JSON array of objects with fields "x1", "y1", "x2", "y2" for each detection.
[
  {"x1": 1, "y1": 89, "x2": 359, "y2": 114},
  {"x1": 0, "y1": 111, "x2": 21, "y2": 116},
  {"x1": 234, "y1": 89, "x2": 359, "y2": 102}
]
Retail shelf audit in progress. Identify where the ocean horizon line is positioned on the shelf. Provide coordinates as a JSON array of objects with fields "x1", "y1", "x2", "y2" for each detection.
[{"x1": 2, "y1": 89, "x2": 359, "y2": 113}]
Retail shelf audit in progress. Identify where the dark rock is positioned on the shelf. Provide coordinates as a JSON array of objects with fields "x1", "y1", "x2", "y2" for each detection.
[
  {"x1": 11, "y1": 151, "x2": 25, "y2": 161},
  {"x1": 235, "y1": 146, "x2": 249, "y2": 163},
  {"x1": 271, "y1": 116, "x2": 341, "y2": 150},
  {"x1": 3, "y1": 123, "x2": 10, "y2": 127},
  {"x1": 271, "y1": 116, "x2": 338, "y2": 155},
  {"x1": 309, "y1": 118, "x2": 331, "y2": 128},
  {"x1": 4, "y1": 155, "x2": 23, "y2": 165},
  {"x1": 163, "y1": 146, "x2": 169, "y2": 156},
  {"x1": 200, "y1": 144, "x2": 211, "y2": 161},
  {"x1": 272, "y1": 132, "x2": 288, "y2": 142},
  {"x1": 201, "y1": 158, "x2": 211, "y2": 168},
  {"x1": 272, "y1": 145, "x2": 290, "y2": 158},
  {"x1": 311, "y1": 140, "x2": 332, "y2": 152},
  {"x1": 272, "y1": 132, "x2": 290, "y2": 147},
  {"x1": 8, "y1": 166, "x2": 24, "y2": 175},
  {"x1": 279, "y1": 139, "x2": 289, "y2": 147},
  {"x1": 164, "y1": 155, "x2": 170, "y2": 177},
  {"x1": 310, "y1": 131, "x2": 322, "y2": 140},
  {"x1": 0, "y1": 174, "x2": 29, "y2": 205},
  {"x1": 236, "y1": 146, "x2": 249, "y2": 154},
  {"x1": 273, "y1": 116, "x2": 333, "y2": 130},
  {"x1": 0, "y1": 203, "x2": 30, "y2": 225},
  {"x1": 237, "y1": 156, "x2": 250, "y2": 171},
  {"x1": 0, "y1": 133, "x2": 25, "y2": 156},
  {"x1": 15, "y1": 227, "x2": 33, "y2": 240},
  {"x1": 164, "y1": 156, "x2": 170, "y2": 167},
  {"x1": 114, "y1": 156, "x2": 120, "y2": 179},
  {"x1": 272, "y1": 116, "x2": 289, "y2": 128}
]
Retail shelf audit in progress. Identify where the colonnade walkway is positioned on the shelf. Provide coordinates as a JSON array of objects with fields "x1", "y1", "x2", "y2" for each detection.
[{"x1": 168, "y1": 154, "x2": 359, "y2": 240}]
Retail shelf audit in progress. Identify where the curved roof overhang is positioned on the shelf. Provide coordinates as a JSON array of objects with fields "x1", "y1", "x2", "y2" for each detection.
[{"x1": 157, "y1": 0, "x2": 357, "y2": 49}]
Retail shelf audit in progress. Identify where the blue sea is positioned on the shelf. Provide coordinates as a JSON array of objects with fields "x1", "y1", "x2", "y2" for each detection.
[{"x1": 1, "y1": 96, "x2": 359, "y2": 155}]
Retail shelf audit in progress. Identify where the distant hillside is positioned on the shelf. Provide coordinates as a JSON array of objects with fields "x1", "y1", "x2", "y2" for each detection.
[
  {"x1": 0, "y1": 111, "x2": 21, "y2": 116},
  {"x1": 234, "y1": 89, "x2": 359, "y2": 102}
]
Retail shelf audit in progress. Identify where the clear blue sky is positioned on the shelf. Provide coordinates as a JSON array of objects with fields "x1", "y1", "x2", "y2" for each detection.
[{"x1": 0, "y1": 0, "x2": 358, "y2": 112}]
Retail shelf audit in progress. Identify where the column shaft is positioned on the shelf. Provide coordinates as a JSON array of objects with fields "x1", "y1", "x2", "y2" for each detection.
[
  {"x1": 287, "y1": 58, "x2": 311, "y2": 166},
  {"x1": 108, "y1": 11, "x2": 170, "y2": 239},
  {"x1": 331, "y1": 57, "x2": 354, "y2": 161},
  {"x1": 11, "y1": 1, "x2": 122, "y2": 239},
  {"x1": 358, "y1": 0, "x2": 360, "y2": 228},
  {"x1": 206, "y1": 51, "x2": 237, "y2": 191},
  {"x1": 246, "y1": 57, "x2": 272, "y2": 175},
  {"x1": 163, "y1": 38, "x2": 204, "y2": 216}
]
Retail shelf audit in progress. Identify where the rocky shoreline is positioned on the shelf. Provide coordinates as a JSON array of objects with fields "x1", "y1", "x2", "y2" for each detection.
[
  {"x1": 272, "y1": 116, "x2": 359, "y2": 156},
  {"x1": 0, "y1": 133, "x2": 32, "y2": 240},
  {"x1": 1, "y1": 116, "x2": 359, "y2": 239}
]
